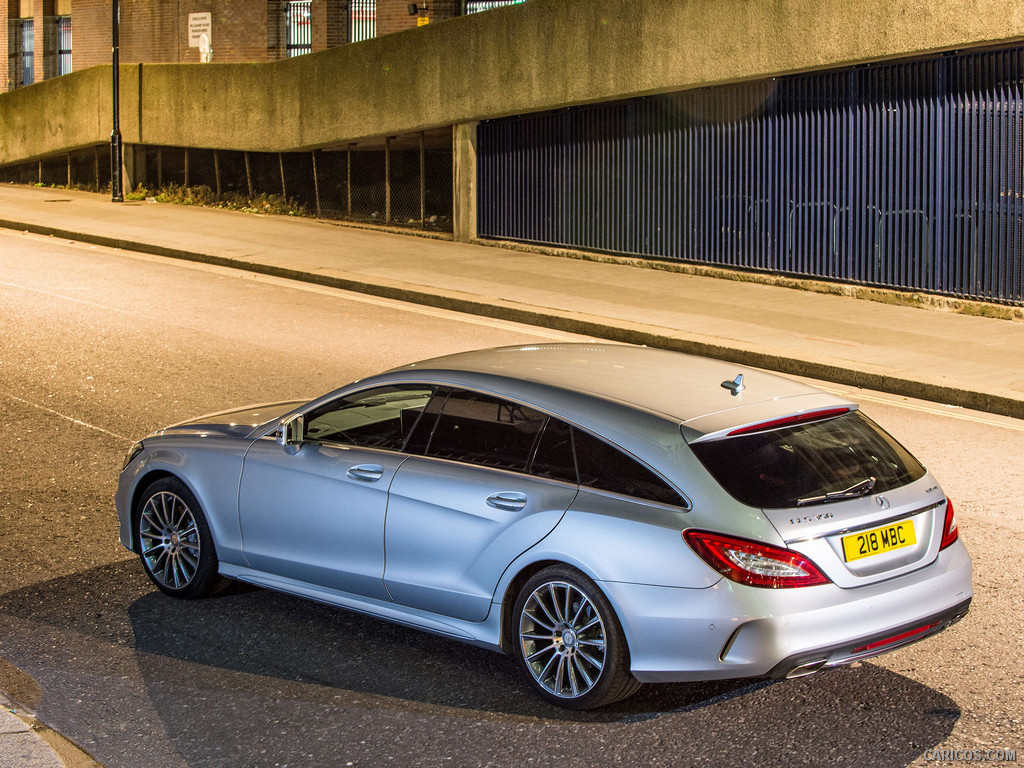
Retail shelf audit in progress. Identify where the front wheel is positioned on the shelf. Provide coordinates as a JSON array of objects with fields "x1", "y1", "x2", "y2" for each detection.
[
  {"x1": 513, "y1": 565, "x2": 641, "y2": 709},
  {"x1": 135, "y1": 477, "x2": 224, "y2": 599}
]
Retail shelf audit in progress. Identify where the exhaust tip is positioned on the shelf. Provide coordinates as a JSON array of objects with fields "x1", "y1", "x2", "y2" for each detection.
[{"x1": 785, "y1": 658, "x2": 828, "y2": 679}]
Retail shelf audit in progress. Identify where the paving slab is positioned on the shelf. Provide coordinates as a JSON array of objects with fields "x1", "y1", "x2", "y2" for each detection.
[{"x1": 0, "y1": 697, "x2": 66, "y2": 768}]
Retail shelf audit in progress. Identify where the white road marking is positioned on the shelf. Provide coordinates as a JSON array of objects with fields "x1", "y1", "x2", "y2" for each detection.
[
  {"x1": 0, "y1": 391, "x2": 132, "y2": 443},
  {"x1": 0, "y1": 279, "x2": 136, "y2": 316}
]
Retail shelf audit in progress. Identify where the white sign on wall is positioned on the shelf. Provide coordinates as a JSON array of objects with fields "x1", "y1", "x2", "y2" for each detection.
[{"x1": 188, "y1": 12, "x2": 212, "y2": 48}]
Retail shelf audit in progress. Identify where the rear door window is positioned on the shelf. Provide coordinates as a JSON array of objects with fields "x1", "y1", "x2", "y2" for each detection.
[
  {"x1": 422, "y1": 389, "x2": 547, "y2": 473},
  {"x1": 528, "y1": 416, "x2": 577, "y2": 484},
  {"x1": 690, "y1": 411, "x2": 926, "y2": 509}
]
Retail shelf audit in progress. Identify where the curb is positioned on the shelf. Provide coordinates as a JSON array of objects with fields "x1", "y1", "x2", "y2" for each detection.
[
  {"x1": 4, "y1": 218, "x2": 1024, "y2": 420},
  {"x1": 0, "y1": 659, "x2": 104, "y2": 768}
]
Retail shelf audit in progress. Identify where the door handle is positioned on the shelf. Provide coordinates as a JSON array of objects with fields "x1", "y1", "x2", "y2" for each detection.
[
  {"x1": 347, "y1": 464, "x2": 384, "y2": 482},
  {"x1": 486, "y1": 491, "x2": 528, "y2": 511}
]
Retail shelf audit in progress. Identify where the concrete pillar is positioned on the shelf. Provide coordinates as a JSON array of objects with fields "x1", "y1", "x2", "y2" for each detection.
[
  {"x1": 122, "y1": 144, "x2": 145, "y2": 193},
  {"x1": 32, "y1": 0, "x2": 55, "y2": 83},
  {"x1": 0, "y1": 2, "x2": 9, "y2": 90},
  {"x1": 452, "y1": 121, "x2": 478, "y2": 243},
  {"x1": 312, "y1": 0, "x2": 346, "y2": 51}
]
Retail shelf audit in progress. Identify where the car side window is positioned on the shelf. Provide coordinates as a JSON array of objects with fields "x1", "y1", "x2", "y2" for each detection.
[
  {"x1": 304, "y1": 385, "x2": 434, "y2": 451},
  {"x1": 572, "y1": 427, "x2": 686, "y2": 507},
  {"x1": 529, "y1": 416, "x2": 578, "y2": 484},
  {"x1": 404, "y1": 388, "x2": 449, "y2": 455},
  {"x1": 423, "y1": 389, "x2": 546, "y2": 473}
]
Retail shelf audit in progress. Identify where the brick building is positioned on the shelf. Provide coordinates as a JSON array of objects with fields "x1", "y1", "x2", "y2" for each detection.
[{"x1": 3, "y1": 0, "x2": 509, "y2": 91}]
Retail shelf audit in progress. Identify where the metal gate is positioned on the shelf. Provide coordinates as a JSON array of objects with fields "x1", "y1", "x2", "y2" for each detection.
[{"x1": 477, "y1": 46, "x2": 1024, "y2": 305}]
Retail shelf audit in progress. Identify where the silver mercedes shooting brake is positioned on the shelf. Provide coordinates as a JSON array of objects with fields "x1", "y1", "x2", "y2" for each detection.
[{"x1": 115, "y1": 344, "x2": 972, "y2": 709}]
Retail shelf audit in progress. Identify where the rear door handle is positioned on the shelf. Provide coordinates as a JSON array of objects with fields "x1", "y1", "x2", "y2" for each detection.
[
  {"x1": 486, "y1": 491, "x2": 527, "y2": 511},
  {"x1": 347, "y1": 464, "x2": 384, "y2": 482}
]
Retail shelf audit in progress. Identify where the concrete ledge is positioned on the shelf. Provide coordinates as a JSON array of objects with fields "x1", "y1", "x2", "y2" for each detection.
[
  {"x1": 4, "y1": 0, "x2": 1024, "y2": 164},
  {"x1": 4, "y1": 216, "x2": 1023, "y2": 421}
]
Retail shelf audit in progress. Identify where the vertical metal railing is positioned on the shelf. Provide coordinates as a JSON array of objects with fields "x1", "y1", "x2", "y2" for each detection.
[
  {"x1": 285, "y1": 1, "x2": 312, "y2": 56},
  {"x1": 286, "y1": 0, "x2": 312, "y2": 57},
  {"x1": 20, "y1": 19, "x2": 34, "y2": 86},
  {"x1": 56, "y1": 16, "x2": 72, "y2": 76},
  {"x1": 348, "y1": 0, "x2": 376, "y2": 43},
  {"x1": 477, "y1": 45, "x2": 1024, "y2": 305},
  {"x1": 464, "y1": 0, "x2": 526, "y2": 13}
]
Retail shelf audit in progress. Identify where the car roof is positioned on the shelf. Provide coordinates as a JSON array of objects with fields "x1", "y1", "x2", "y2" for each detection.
[{"x1": 386, "y1": 343, "x2": 855, "y2": 436}]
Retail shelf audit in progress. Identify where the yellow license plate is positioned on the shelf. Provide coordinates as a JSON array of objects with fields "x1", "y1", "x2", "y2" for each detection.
[{"x1": 842, "y1": 520, "x2": 916, "y2": 562}]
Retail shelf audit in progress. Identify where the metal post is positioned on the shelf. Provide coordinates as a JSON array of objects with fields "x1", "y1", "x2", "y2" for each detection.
[
  {"x1": 157, "y1": 147, "x2": 163, "y2": 187},
  {"x1": 311, "y1": 151, "x2": 322, "y2": 219},
  {"x1": 110, "y1": 0, "x2": 124, "y2": 202},
  {"x1": 419, "y1": 131, "x2": 426, "y2": 229},
  {"x1": 67, "y1": 153, "x2": 71, "y2": 187},
  {"x1": 346, "y1": 144, "x2": 353, "y2": 217},
  {"x1": 94, "y1": 146, "x2": 100, "y2": 189},
  {"x1": 244, "y1": 152, "x2": 253, "y2": 197},
  {"x1": 385, "y1": 136, "x2": 392, "y2": 225},
  {"x1": 37, "y1": 160, "x2": 42, "y2": 185},
  {"x1": 278, "y1": 153, "x2": 287, "y2": 198},
  {"x1": 184, "y1": 147, "x2": 190, "y2": 188},
  {"x1": 214, "y1": 150, "x2": 221, "y2": 196}
]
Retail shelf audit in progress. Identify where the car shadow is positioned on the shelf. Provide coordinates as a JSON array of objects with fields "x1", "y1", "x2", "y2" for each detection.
[{"x1": 0, "y1": 560, "x2": 962, "y2": 766}]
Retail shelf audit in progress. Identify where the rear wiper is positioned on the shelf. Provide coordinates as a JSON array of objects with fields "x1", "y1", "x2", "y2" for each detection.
[{"x1": 796, "y1": 477, "x2": 877, "y2": 506}]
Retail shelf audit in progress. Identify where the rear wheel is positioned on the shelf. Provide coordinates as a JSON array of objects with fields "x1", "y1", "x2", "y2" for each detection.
[
  {"x1": 135, "y1": 477, "x2": 224, "y2": 599},
  {"x1": 513, "y1": 565, "x2": 641, "y2": 709}
]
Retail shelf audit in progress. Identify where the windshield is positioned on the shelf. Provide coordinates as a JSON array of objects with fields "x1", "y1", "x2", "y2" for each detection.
[{"x1": 690, "y1": 411, "x2": 926, "y2": 509}]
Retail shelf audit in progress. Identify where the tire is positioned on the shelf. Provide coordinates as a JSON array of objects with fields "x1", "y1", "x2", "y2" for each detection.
[
  {"x1": 135, "y1": 477, "x2": 225, "y2": 599},
  {"x1": 512, "y1": 564, "x2": 641, "y2": 710}
]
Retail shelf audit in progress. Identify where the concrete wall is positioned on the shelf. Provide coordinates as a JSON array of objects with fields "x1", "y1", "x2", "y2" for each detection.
[
  {"x1": 0, "y1": 66, "x2": 117, "y2": 161},
  {"x1": 4, "y1": 0, "x2": 1024, "y2": 164}
]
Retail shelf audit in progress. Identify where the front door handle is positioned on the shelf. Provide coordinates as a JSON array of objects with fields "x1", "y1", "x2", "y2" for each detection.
[
  {"x1": 347, "y1": 464, "x2": 384, "y2": 482},
  {"x1": 486, "y1": 491, "x2": 528, "y2": 511}
]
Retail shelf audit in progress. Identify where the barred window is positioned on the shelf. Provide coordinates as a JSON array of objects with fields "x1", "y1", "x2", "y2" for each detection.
[{"x1": 286, "y1": 0, "x2": 312, "y2": 57}]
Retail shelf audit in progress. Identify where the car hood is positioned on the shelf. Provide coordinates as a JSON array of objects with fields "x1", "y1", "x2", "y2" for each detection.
[{"x1": 149, "y1": 401, "x2": 307, "y2": 440}]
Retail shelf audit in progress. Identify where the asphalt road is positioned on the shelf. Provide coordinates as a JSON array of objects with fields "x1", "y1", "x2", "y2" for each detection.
[{"x1": 1, "y1": 230, "x2": 1021, "y2": 768}]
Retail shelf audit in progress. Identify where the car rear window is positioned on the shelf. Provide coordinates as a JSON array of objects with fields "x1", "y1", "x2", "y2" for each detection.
[{"x1": 689, "y1": 411, "x2": 926, "y2": 509}]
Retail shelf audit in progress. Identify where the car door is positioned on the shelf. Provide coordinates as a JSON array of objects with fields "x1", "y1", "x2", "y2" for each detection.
[
  {"x1": 238, "y1": 384, "x2": 433, "y2": 601},
  {"x1": 384, "y1": 388, "x2": 579, "y2": 623}
]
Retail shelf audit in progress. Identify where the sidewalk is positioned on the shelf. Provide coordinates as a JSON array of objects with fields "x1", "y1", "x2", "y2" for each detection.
[
  {"x1": 0, "y1": 692, "x2": 95, "y2": 768},
  {"x1": 0, "y1": 700, "x2": 61, "y2": 768},
  {"x1": 2, "y1": 184, "x2": 1024, "y2": 419}
]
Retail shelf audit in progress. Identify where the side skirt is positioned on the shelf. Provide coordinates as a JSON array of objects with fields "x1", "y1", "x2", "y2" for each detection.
[{"x1": 218, "y1": 563, "x2": 505, "y2": 653}]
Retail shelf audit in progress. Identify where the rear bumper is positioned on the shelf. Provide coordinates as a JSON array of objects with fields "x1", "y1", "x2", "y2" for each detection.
[
  {"x1": 600, "y1": 539, "x2": 972, "y2": 683},
  {"x1": 765, "y1": 596, "x2": 970, "y2": 679}
]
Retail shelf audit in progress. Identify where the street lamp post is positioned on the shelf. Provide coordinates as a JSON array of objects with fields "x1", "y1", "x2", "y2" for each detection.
[{"x1": 110, "y1": 0, "x2": 124, "y2": 202}]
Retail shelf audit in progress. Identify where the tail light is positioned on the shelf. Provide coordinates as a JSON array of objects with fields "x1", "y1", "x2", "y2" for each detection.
[
  {"x1": 939, "y1": 498, "x2": 959, "y2": 550},
  {"x1": 683, "y1": 530, "x2": 830, "y2": 588}
]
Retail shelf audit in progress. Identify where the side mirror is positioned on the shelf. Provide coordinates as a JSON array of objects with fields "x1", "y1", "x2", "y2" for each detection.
[{"x1": 277, "y1": 413, "x2": 304, "y2": 449}]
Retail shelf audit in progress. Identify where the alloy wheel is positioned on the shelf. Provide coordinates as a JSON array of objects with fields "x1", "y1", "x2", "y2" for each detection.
[
  {"x1": 139, "y1": 491, "x2": 201, "y2": 590},
  {"x1": 518, "y1": 580, "x2": 607, "y2": 699}
]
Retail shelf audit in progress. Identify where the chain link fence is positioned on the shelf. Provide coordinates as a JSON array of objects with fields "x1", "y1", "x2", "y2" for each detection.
[
  {"x1": 0, "y1": 145, "x2": 112, "y2": 188},
  {"x1": 0, "y1": 127, "x2": 453, "y2": 232}
]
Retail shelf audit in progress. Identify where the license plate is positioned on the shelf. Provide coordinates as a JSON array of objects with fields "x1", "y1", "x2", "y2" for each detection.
[{"x1": 842, "y1": 519, "x2": 916, "y2": 562}]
